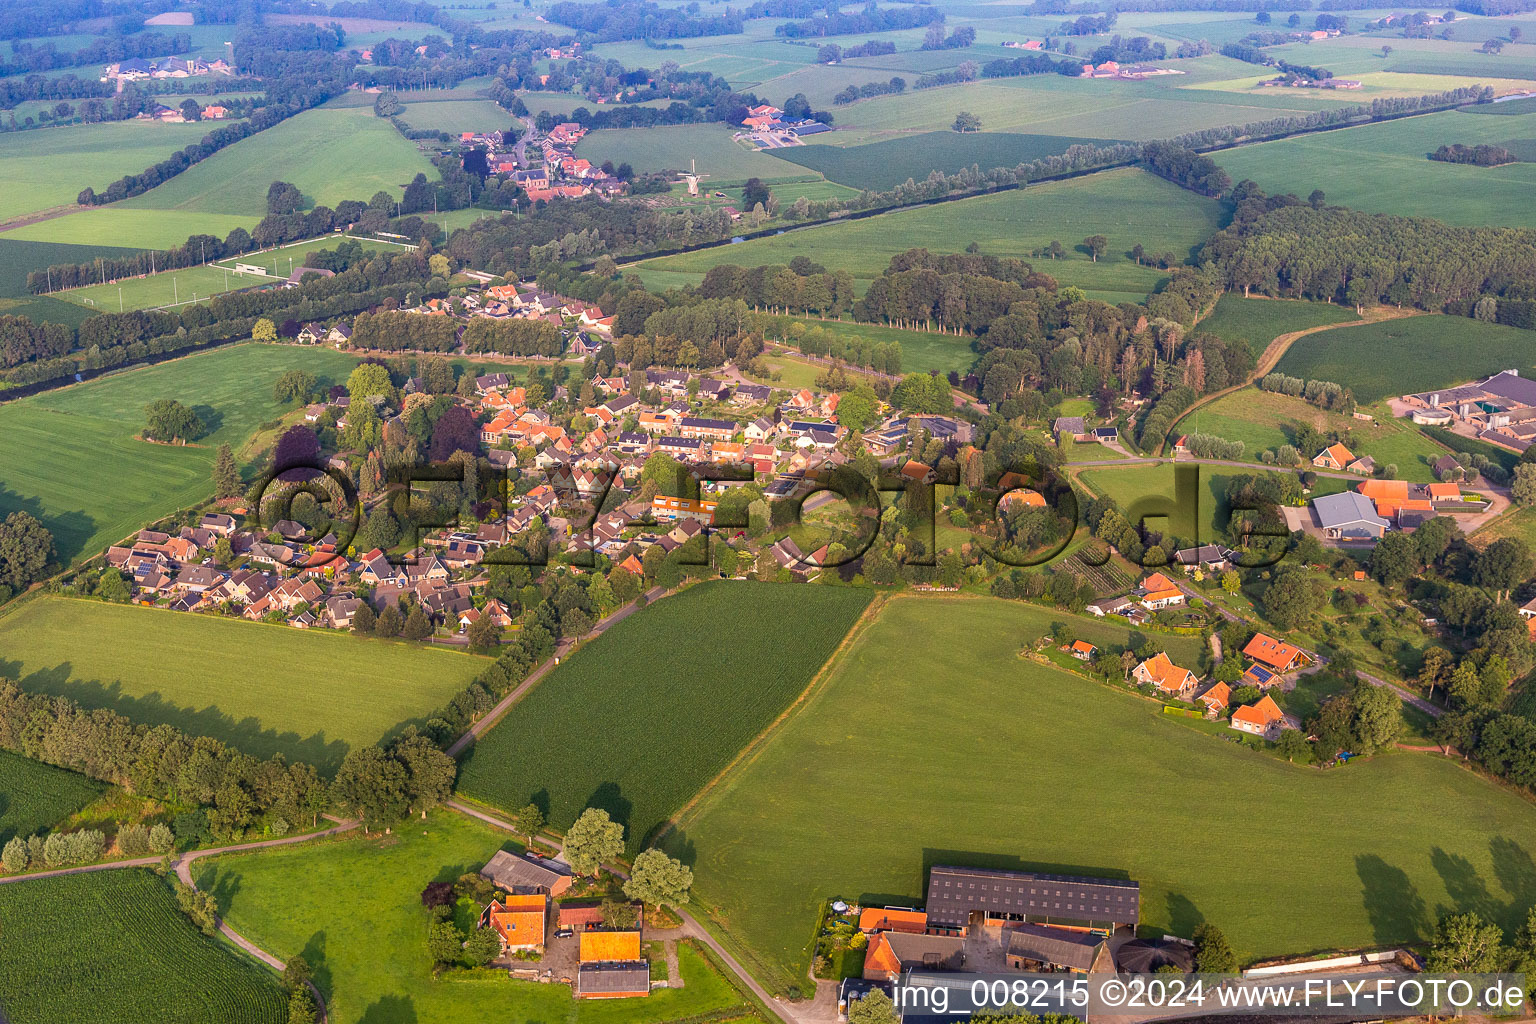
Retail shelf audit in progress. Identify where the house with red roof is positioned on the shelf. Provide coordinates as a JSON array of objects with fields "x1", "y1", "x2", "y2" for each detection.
[
  {"x1": 1242, "y1": 632, "x2": 1308, "y2": 673},
  {"x1": 1230, "y1": 694, "x2": 1286, "y2": 739},
  {"x1": 1132, "y1": 652, "x2": 1197, "y2": 697}
]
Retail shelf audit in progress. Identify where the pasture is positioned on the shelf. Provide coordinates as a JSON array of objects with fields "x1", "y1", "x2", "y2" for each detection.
[
  {"x1": 635, "y1": 168, "x2": 1224, "y2": 304},
  {"x1": 0, "y1": 120, "x2": 215, "y2": 224},
  {"x1": 770, "y1": 131, "x2": 1115, "y2": 191},
  {"x1": 0, "y1": 343, "x2": 360, "y2": 563},
  {"x1": 0, "y1": 207, "x2": 260, "y2": 249},
  {"x1": 1214, "y1": 107, "x2": 1536, "y2": 227},
  {"x1": 0, "y1": 598, "x2": 485, "y2": 773},
  {"x1": 396, "y1": 98, "x2": 521, "y2": 135},
  {"x1": 1273, "y1": 313, "x2": 1536, "y2": 402},
  {"x1": 1197, "y1": 294, "x2": 1361, "y2": 356},
  {"x1": 0, "y1": 749, "x2": 103, "y2": 847},
  {"x1": 670, "y1": 597, "x2": 1536, "y2": 993},
  {"x1": 575, "y1": 124, "x2": 820, "y2": 184},
  {"x1": 1180, "y1": 388, "x2": 1449, "y2": 482},
  {"x1": 0, "y1": 868, "x2": 288, "y2": 1024},
  {"x1": 117, "y1": 106, "x2": 439, "y2": 217},
  {"x1": 456, "y1": 581, "x2": 872, "y2": 851},
  {"x1": 776, "y1": 318, "x2": 978, "y2": 377},
  {"x1": 196, "y1": 810, "x2": 752, "y2": 1024}
]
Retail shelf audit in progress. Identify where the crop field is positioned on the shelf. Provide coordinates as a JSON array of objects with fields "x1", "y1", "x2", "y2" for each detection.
[
  {"x1": 1262, "y1": 35, "x2": 1536, "y2": 81},
  {"x1": 1215, "y1": 107, "x2": 1536, "y2": 227},
  {"x1": 1273, "y1": 313, "x2": 1536, "y2": 402},
  {"x1": 575, "y1": 123, "x2": 821, "y2": 184},
  {"x1": 0, "y1": 749, "x2": 102, "y2": 846},
  {"x1": 0, "y1": 598, "x2": 485, "y2": 773},
  {"x1": 770, "y1": 131, "x2": 1114, "y2": 191},
  {"x1": 1188, "y1": 70, "x2": 1536, "y2": 102},
  {"x1": 635, "y1": 168, "x2": 1224, "y2": 304},
  {"x1": 1180, "y1": 388, "x2": 1448, "y2": 482},
  {"x1": 0, "y1": 207, "x2": 261, "y2": 250},
  {"x1": 0, "y1": 343, "x2": 360, "y2": 563},
  {"x1": 0, "y1": 120, "x2": 217, "y2": 224},
  {"x1": 1197, "y1": 294, "x2": 1361, "y2": 355},
  {"x1": 457, "y1": 581, "x2": 871, "y2": 851},
  {"x1": 396, "y1": 98, "x2": 521, "y2": 134},
  {"x1": 117, "y1": 106, "x2": 439, "y2": 217},
  {"x1": 53, "y1": 234, "x2": 407, "y2": 312},
  {"x1": 671, "y1": 596, "x2": 1536, "y2": 992},
  {"x1": 197, "y1": 810, "x2": 751, "y2": 1024},
  {"x1": 0, "y1": 868, "x2": 287, "y2": 1024}
]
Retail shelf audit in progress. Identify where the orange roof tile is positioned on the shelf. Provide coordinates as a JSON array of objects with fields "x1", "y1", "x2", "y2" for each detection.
[
  {"x1": 1142, "y1": 572, "x2": 1176, "y2": 593},
  {"x1": 1242, "y1": 632, "x2": 1304, "y2": 671},
  {"x1": 580, "y1": 930, "x2": 642, "y2": 962},
  {"x1": 1137, "y1": 652, "x2": 1194, "y2": 693},
  {"x1": 1427, "y1": 482, "x2": 1460, "y2": 499},
  {"x1": 1200, "y1": 681, "x2": 1231, "y2": 709},
  {"x1": 858, "y1": 908, "x2": 928, "y2": 934},
  {"x1": 1358, "y1": 479, "x2": 1410, "y2": 500},
  {"x1": 1233, "y1": 694, "x2": 1284, "y2": 727}
]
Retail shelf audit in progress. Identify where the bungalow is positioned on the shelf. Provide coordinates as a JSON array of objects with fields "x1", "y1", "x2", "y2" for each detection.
[
  {"x1": 1052, "y1": 416, "x2": 1088, "y2": 442},
  {"x1": 1230, "y1": 694, "x2": 1286, "y2": 739},
  {"x1": 1312, "y1": 442, "x2": 1354, "y2": 471},
  {"x1": 1068, "y1": 640, "x2": 1097, "y2": 661},
  {"x1": 1137, "y1": 572, "x2": 1185, "y2": 610},
  {"x1": 1173, "y1": 544, "x2": 1230, "y2": 572},
  {"x1": 1242, "y1": 632, "x2": 1308, "y2": 673},
  {"x1": 1198, "y1": 681, "x2": 1231, "y2": 715},
  {"x1": 1132, "y1": 652, "x2": 1197, "y2": 697}
]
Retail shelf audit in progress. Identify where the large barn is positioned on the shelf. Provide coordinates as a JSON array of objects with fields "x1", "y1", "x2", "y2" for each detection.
[{"x1": 924, "y1": 866, "x2": 1139, "y2": 934}]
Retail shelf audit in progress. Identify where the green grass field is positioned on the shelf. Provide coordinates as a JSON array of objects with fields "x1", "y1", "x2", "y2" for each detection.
[
  {"x1": 197, "y1": 810, "x2": 751, "y2": 1024},
  {"x1": 769, "y1": 131, "x2": 1119, "y2": 190},
  {"x1": 0, "y1": 237, "x2": 144, "y2": 324},
  {"x1": 1182, "y1": 388, "x2": 1450, "y2": 482},
  {"x1": 1273, "y1": 313, "x2": 1536, "y2": 402},
  {"x1": 0, "y1": 343, "x2": 360, "y2": 564},
  {"x1": 0, "y1": 120, "x2": 218, "y2": 223},
  {"x1": 574, "y1": 123, "x2": 820, "y2": 184},
  {"x1": 1197, "y1": 294, "x2": 1361, "y2": 354},
  {"x1": 0, "y1": 868, "x2": 287, "y2": 1023},
  {"x1": 671, "y1": 596, "x2": 1536, "y2": 993},
  {"x1": 457, "y1": 581, "x2": 872, "y2": 851},
  {"x1": 397, "y1": 98, "x2": 521, "y2": 134},
  {"x1": 774, "y1": 318, "x2": 979, "y2": 376},
  {"x1": 0, "y1": 207, "x2": 261, "y2": 249},
  {"x1": 1215, "y1": 108, "x2": 1536, "y2": 227},
  {"x1": 0, "y1": 749, "x2": 103, "y2": 846},
  {"x1": 117, "y1": 106, "x2": 439, "y2": 217},
  {"x1": 0, "y1": 598, "x2": 486, "y2": 773},
  {"x1": 636, "y1": 168, "x2": 1224, "y2": 303},
  {"x1": 53, "y1": 234, "x2": 408, "y2": 312}
]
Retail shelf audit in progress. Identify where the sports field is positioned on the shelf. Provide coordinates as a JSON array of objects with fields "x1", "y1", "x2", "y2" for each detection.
[
  {"x1": 197, "y1": 810, "x2": 752, "y2": 1024},
  {"x1": 1196, "y1": 294, "x2": 1361, "y2": 355},
  {"x1": 117, "y1": 106, "x2": 440, "y2": 217},
  {"x1": 574, "y1": 123, "x2": 820, "y2": 184},
  {"x1": 1180, "y1": 388, "x2": 1448, "y2": 483},
  {"x1": 1215, "y1": 107, "x2": 1536, "y2": 227},
  {"x1": 0, "y1": 598, "x2": 485, "y2": 773},
  {"x1": 54, "y1": 234, "x2": 407, "y2": 312},
  {"x1": 0, "y1": 749, "x2": 103, "y2": 846},
  {"x1": 0, "y1": 868, "x2": 288, "y2": 1024},
  {"x1": 635, "y1": 168, "x2": 1224, "y2": 304},
  {"x1": 457, "y1": 581, "x2": 872, "y2": 851},
  {"x1": 671, "y1": 596, "x2": 1536, "y2": 993},
  {"x1": 0, "y1": 120, "x2": 217, "y2": 224},
  {"x1": 1273, "y1": 313, "x2": 1536, "y2": 402},
  {"x1": 0, "y1": 344, "x2": 360, "y2": 563}
]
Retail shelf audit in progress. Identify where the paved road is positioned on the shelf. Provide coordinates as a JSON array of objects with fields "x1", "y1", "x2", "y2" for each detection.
[{"x1": 445, "y1": 586, "x2": 668, "y2": 758}]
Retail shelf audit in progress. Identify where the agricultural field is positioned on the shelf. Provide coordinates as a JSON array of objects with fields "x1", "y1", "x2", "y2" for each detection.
[
  {"x1": 1473, "y1": 505, "x2": 1536, "y2": 550},
  {"x1": 0, "y1": 749, "x2": 103, "y2": 846},
  {"x1": 0, "y1": 236, "x2": 143, "y2": 324},
  {"x1": 1188, "y1": 70, "x2": 1536, "y2": 102},
  {"x1": 0, "y1": 598, "x2": 485, "y2": 773},
  {"x1": 116, "y1": 105, "x2": 439, "y2": 218},
  {"x1": 196, "y1": 810, "x2": 752, "y2": 1024},
  {"x1": 772, "y1": 318, "x2": 979, "y2": 377},
  {"x1": 1196, "y1": 294, "x2": 1361, "y2": 356},
  {"x1": 53, "y1": 234, "x2": 408, "y2": 312},
  {"x1": 1214, "y1": 107, "x2": 1536, "y2": 227},
  {"x1": 670, "y1": 596, "x2": 1536, "y2": 993},
  {"x1": 456, "y1": 581, "x2": 872, "y2": 850},
  {"x1": 1273, "y1": 313, "x2": 1536, "y2": 403},
  {"x1": 0, "y1": 207, "x2": 261, "y2": 250},
  {"x1": 771, "y1": 131, "x2": 1117, "y2": 191},
  {"x1": 0, "y1": 343, "x2": 360, "y2": 563},
  {"x1": 0, "y1": 868, "x2": 288, "y2": 1024},
  {"x1": 396, "y1": 98, "x2": 522, "y2": 135},
  {"x1": 575, "y1": 123, "x2": 822, "y2": 184},
  {"x1": 1179, "y1": 388, "x2": 1450, "y2": 482},
  {"x1": 634, "y1": 168, "x2": 1224, "y2": 305},
  {"x1": 0, "y1": 120, "x2": 216, "y2": 224}
]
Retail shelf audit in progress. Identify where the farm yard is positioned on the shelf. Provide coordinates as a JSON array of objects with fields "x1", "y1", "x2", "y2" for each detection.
[
  {"x1": 670, "y1": 596, "x2": 1536, "y2": 995},
  {"x1": 0, "y1": 598, "x2": 486, "y2": 773},
  {"x1": 0, "y1": 869, "x2": 289, "y2": 1024},
  {"x1": 456, "y1": 581, "x2": 872, "y2": 851},
  {"x1": 0, "y1": 749, "x2": 103, "y2": 846},
  {"x1": 0, "y1": 343, "x2": 360, "y2": 563},
  {"x1": 1273, "y1": 314, "x2": 1536, "y2": 403},
  {"x1": 634, "y1": 168, "x2": 1223, "y2": 305},
  {"x1": 196, "y1": 810, "x2": 752, "y2": 1024}
]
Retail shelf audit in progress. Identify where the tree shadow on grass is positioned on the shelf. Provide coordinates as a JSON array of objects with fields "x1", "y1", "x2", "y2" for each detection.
[
  {"x1": 1356, "y1": 853, "x2": 1428, "y2": 945},
  {"x1": 0, "y1": 479, "x2": 97, "y2": 565},
  {"x1": 358, "y1": 994, "x2": 417, "y2": 1024},
  {"x1": 301, "y1": 931, "x2": 332, "y2": 1001},
  {"x1": 7, "y1": 661, "x2": 352, "y2": 774}
]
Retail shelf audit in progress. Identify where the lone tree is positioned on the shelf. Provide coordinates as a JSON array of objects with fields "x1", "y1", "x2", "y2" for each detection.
[
  {"x1": 623, "y1": 849, "x2": 694, "y2": 909},
  {"x1": 1193, "y1": 923, "x2": 1240, "y2": 973},
  {"x1": 513, "y1": 802, "x2": 545, "y2": 840},
  {"x1": 1083, "y1": 235, "x2": 1109, "y2": 262},
  {"x1": 563, "y1": 807, "x2": 625, "y2": 876},
  {"x1": 252, "y1": 318, "x2": 277, "y2": 343},
  {"x1": 951, "y1": 110, "x2": 982, "y2": 132},
  {"x1": 143, "y1": 398, "x2": 204, "y2": 444}
]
